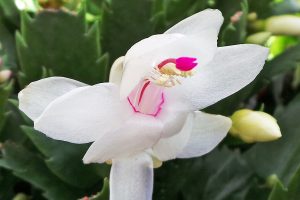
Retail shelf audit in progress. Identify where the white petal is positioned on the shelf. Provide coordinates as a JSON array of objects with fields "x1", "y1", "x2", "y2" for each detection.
[
  {"x1": 18, "y1": 77, "x2": 86, "y2": 120},
  {"x1": 177, "y1": 111, "x2": 231, "y2": 158},
  {"x1": 170, "y1": 44, "x2": 269, "y2": 110},
  {"x1": 83, "y1": 115, "x2": 162, "y2": 163},
  {"x1": 110, "y1": 153, "x2": 153, "y2": 200},
  {"x1": 120, "y1": 18, "x2": 222, "y2": 98},
  {"x1": 34, "y1": 83, "x2": 131, "y2": 144},
  {"x1": 124, "y1": 34, "x2": 183, "y2": 65},
  {"x1": 109, "y1": 56, "x2": 125, "y2": 86},
  {"x1": 158, "y1": 107, "x2": 190, "y2": 138},
  {"x1": 157, "y1": 88, "x2": 192, "y2": 138},
  {"x1": 153, "y1": 113, "x2": 194, "y2": 161},
  {"x1": 165, "y1": 9, "x2": 223, "y2": 36}
]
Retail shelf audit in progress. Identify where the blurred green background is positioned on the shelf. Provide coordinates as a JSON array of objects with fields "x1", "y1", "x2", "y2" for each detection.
[{"x1": 0, "y1": 0, "x2": 300, "y2": 199}]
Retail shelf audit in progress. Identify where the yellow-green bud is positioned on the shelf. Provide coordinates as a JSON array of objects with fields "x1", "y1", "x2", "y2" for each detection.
[
  {"x1": 247, "y1": 12, "x2": 258, "y2": 22},
  {"x1": 230, "y1": 109, "x2": 281, "y2": 143},
  {"x1": 13, "y1": 193, "x2": 29, "y2": 200},
  {"x1": 246, "y1": 32, "x2": 272, "y2": 45},
  {"x1": 266, "y1": 15, "x2": 300, "y2": 36},
  {"x1": 266, "y1": 174, "x2": 280, "y2": 188}
]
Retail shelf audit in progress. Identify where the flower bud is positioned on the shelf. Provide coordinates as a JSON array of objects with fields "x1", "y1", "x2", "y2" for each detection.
[
  {"x1": 266, "y1": 15, "x2": 300, "y2": 36},
  {"x1": 230, "y1": 11, "x2": 243, "y2": 24},
  {"x1": 247, "y1": 12, "x2": 258, "y2": 22},
  {"x1": 230, "y1": 109, "x2": 281, "y2": 143},
  {"x1": 246, "y1": 32, "x2": 272, "y2": 45},
  {"x1": 266, "y1": 174, "x2": 280, "y2": 188},
  {"x1": 0, "y1": 69, "x2": 12, "y2": 83},
  {"x1": 13, "y1": 193, "x2": 29, "y2": 200}
]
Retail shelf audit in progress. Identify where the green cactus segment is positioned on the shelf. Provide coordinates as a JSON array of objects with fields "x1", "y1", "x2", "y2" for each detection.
[
  {"x1": 101, "y1": 0, "x2": 153, "y2": 62},
  {"x1": 0, "y1": 0, "x2": 19, "y2": 26},
  {"x1": 81, "y1": 178, "x2": 109, "y2": 200},
  {"x1": 0, "y1": 81, "x2": 13, "y2": 134},
  {"x1": 0, "y1": 141, "x2": 83, "y2": 200},
  {"x1": 21, "y1": 126, "x2": 107, "y2": 188},
  {"x1": 268, "y1": 167, "x2": 300, "y2": 200},
  {"x1": 245, "y1": 94, "x2": 300, "y2": 185},
  {"x1": 16, "y1": 9, "x2": 108, "y2": 87}
]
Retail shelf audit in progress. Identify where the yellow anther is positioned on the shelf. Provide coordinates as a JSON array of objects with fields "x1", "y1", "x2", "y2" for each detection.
[
  {"x1": 158, "y1": 63, "x2": 182, "y2": 76},
  {"x1": 105, "y1": 160, "x2": 112, "y2": 165}
]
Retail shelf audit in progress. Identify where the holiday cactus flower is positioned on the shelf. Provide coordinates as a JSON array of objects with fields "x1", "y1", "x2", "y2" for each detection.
[{"x1": 18, "y1": 9, "x2": 269, "y2": 200}]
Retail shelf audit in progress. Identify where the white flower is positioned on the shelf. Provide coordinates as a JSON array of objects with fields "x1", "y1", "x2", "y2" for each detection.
[{"x1": 18, "y1": 9, "x2": 269, "y2": 200}]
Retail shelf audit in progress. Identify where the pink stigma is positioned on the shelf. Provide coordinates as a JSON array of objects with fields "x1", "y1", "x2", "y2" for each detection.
[
  {"x1": 175, "y1": 57, "x2": 198, "y2": 71},
  {"x1": 157, "y1": 57, "x2": 198, "y2": 71}
]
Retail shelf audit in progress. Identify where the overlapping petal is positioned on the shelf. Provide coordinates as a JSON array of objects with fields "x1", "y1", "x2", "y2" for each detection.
[
  {"x1": 120, "y1": 9, "x2": 223, "y2": 98},
  {"x1": 83, "y1": 115, "x2": 162, "y2": 163},
  {"x1": 34, "y1": 83, "x2": 131, "y2": 144},
  {"x1": 152, "y1": 113, "x2": 193, "y2": 161},
  {"x1": 110, "y1": 153, "x2": 153, "y2": 200},
  {"x1": 168, "y1": 44, "x2": 269, "y2": 110},
  {"x1": 153, "y1": 111, "x2": 231, "y2": 161},
  {"x1": 18, "y1": 77, "x2": 86, "y2": 120},
  {"x1": 177, "y1": 111, "x2": 232, "y2": 158},
  {"x1": 157, "y1": 93, "x2": 192, "y2": 138}
]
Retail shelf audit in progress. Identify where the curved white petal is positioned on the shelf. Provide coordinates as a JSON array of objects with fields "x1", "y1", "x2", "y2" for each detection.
[
  {"x1": 165, "y1": 9, "x2": 223, "y2": 36},
  {"x1": 124, "y1": 34, "x2": 183, "y2": 66},
  {"x1": 157, "y1": 97, "x2": 191, "y2": 138},
  {"x1": 34, "y1": 83, "x2": 130, "y2": 144},
  {"x1": 83, "y1": 115, "x2": 162, "y2": 163},
  {"x1": 109, "y1": 56, "x2": 125, "y2": 86},
  {"x1": 177, "y1": 111, "x2": 231, "y2": 158},
  {"x1": 169, "y1": 44, "x2": 269, "y2": 110},
  {"x1": 18, "y1": 77, "x2": 86, "y2": 120},
  {"x1": 110, "y1": 153, "x2": 153, "y2": 200},
  {"x1": 153, "y1": 113, "x2": 194, "y2": 161},
  {"x1": 120, "y1": 27, "x2": 221, "y2": 98}
]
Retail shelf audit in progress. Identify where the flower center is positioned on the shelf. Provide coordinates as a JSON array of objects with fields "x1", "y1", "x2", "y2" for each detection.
[{"x1": 127, "y1": 57, "x2": 197, "y2": 116}]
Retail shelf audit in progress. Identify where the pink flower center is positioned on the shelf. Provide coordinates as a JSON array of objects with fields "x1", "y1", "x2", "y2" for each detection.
[
  {"x1": 128, "y1": 80, "x2": 164, "y2": 117},
  {"x1": 127, "y1": 57, "x2": 197, "y2": 117}
]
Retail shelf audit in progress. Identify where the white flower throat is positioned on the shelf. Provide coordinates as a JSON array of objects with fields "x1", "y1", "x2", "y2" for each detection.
[{"x1": 127, "y1": 57, "x2": 198, "y2": 117}]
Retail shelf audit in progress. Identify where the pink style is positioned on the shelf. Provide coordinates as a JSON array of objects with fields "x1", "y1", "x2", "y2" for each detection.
[{"x1": 128, "y1": 80, "x2": 165, "y2": 117}]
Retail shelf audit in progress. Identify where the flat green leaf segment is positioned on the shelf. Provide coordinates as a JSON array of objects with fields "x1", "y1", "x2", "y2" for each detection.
[
  {"x1": 16, "y1": 9, "x2": 108, "y2": 87},
  {"x1": 81, "y1": 178, "x2": 110, "y2": 200},
  {"x1": 0, "y1": 141, "x2": 83, "y2": 200},
  {"x1": 22, "y1": 126, "x2": 106, "y2": 188},
  {"x1": 0, "y1": 130, "x2": 109, "y2": 200},
  {"x1": 0, "y1": 81, "x2": 12, "y2": 134},
  {"x1": 246, "y1": 95, "x2": 300, "y2": 185},
  {"x1": 101, "y1": 0, "x2": 153, "y2": 62},
  {"x1": 268, "y1": 167, "x2": 300, "y2": 200},
  {"x1": 154, "y1": 148, "x2": 254, "y2": 200}
]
